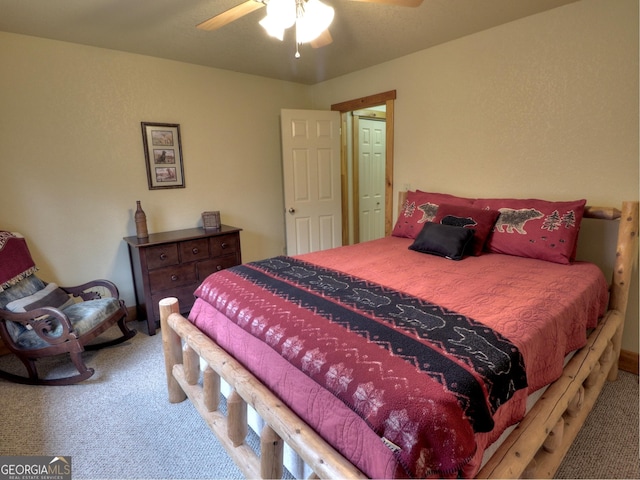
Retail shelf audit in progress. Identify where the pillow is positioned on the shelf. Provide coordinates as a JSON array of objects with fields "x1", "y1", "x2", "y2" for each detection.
[
  {"x1": 409, "y1": 222, "x2": 475, "y2": 260},
  {"x1": 0, "y1": 274, "x2": 46, "y2": 310},
  {"x1": 392, "y1": 190, "x2": 475, "y2": 239},
  {"x1": 6, "y1": 282, "x2": 74, "y2": 313},
  {"x1": 433, "y1": 204, "x2": 500, "y2": 256},
  {"x1": 473, "y1": 197, "x2": 587, "y2": 264}
]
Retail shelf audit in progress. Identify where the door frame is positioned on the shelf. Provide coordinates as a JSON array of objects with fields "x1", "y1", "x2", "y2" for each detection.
[{"x1": 331, "y1": 90, "x2": 396, "y2": 245}]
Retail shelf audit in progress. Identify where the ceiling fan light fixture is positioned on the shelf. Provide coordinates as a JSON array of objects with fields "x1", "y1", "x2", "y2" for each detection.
[
  {"x1": 259, "y1": 15, "x2": 286, "y2": 40},
  {"x1": 259, "y1": 0, "x2": 296, "y2": 40},
  {"x1": 295, "y1": 0, "x2": 334, "y2": 44}
]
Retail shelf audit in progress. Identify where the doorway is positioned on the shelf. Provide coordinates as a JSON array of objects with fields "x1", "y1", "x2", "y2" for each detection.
[
  {"x1": 353, "y1": 109, "x2": 387, "y2": 243},
  {"x1": 280, "y1": 109, "x2": 342, "y2": 255},
  {"x1": 331, "y1": 90, "x2": 396, "y2": 245}
]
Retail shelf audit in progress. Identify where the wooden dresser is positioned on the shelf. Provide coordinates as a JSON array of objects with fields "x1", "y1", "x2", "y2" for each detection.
[{"x1": 124, "y1": 225, "x2": 241, "y2": 335}]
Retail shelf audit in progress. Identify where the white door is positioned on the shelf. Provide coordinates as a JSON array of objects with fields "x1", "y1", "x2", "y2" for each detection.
[
  {"x1": 357, "y1": 117, "x2": 386, "y2": 242},
  {"x1": 281, "y1": 109, "x2": 342, "y2": 255}
]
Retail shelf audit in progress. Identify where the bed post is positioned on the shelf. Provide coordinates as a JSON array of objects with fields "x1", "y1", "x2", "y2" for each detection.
[
  {"x1": 160, "y1": 297, "x2": 187, "y2": 403},
  {"x1": 607, "y1": 201, "x2": 639, "y2": 381}
]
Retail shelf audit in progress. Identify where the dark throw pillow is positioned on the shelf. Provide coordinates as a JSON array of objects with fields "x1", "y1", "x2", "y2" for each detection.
[{"x1": 409, "y1": 222, "x2": 475, "y2": 260}]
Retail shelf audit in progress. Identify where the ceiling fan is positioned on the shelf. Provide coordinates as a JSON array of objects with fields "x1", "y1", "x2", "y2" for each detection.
[{"x1": 197, "y1": 0, "x2": 423, "y2": 54}]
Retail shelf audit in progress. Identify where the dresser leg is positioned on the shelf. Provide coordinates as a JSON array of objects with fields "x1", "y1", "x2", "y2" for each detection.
[{"x1": 147, "y1": 316, "x2": 157, "y2": 335}]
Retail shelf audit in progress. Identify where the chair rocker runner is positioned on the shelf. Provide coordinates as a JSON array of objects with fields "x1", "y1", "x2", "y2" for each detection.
[{"x1": 0, "y1": 231, "x2": 136, "y2": 385}]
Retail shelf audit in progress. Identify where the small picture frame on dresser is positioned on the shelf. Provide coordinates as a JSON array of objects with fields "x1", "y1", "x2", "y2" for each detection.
[
  {"x1": 141, "y1": 122, "x2": 185, "y2": 190},
  {"x1": 202, "y1": 211, "x2": 221, "y2": 230}
]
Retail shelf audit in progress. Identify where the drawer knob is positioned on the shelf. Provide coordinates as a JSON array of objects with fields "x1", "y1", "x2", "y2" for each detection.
[
  {"x1": 171, "y1": 275, "x2": 178, "y2": 281},
  {"x1": 221, "y1": 242, "x2": 228, "y2": 249},
  {"x1": 160, "y1": 253, "x2": 167, "y2": 260},
  {"x1": 192, "y1": 247, "x2": 199, "y2": 255},
  {"x1": 216, "y1": 265, "x2": 222, "y2": 271}
]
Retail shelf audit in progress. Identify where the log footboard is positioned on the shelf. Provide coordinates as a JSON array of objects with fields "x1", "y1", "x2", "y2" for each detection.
[
  {"x1": 161, "y1": 201, "x2": 638, "y2": 479},
  {"x1": 160, "y1": 296, "x2": 365, "y2": 479},
  {"x1": 477, "y1": 310, "x2": 622, "y2": 478}
]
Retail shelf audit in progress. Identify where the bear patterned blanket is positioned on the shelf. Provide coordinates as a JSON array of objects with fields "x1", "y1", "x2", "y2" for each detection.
[{"x1": 194, "y1": 256, "x2": 528, "y2": 477}]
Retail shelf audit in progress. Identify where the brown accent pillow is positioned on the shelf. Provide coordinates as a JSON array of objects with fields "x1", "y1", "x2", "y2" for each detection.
[
  {"x1": 6, "y1": 282, "x2": 74, "y2": 312},
  {"x1": 433, "y1": 204, "x2": 500, "y2": 256}
]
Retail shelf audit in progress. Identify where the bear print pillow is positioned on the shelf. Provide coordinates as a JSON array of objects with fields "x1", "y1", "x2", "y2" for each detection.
[
  {"x1": 392, "y1": 190, "x2": 474, "y2": 239},
  {"x1": 473, "y1": 197, "x2": 587, "y2": 264}
]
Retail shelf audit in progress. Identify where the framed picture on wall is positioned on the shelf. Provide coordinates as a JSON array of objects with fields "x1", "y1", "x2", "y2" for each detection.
[{"x1": 141, "y1": 122, "x2": 185, "y2": 189}]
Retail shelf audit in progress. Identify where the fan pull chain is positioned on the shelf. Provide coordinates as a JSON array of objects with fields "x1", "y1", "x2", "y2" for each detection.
[{"x1": 295, "y1": 0, "x2": 304, "y2": 58}]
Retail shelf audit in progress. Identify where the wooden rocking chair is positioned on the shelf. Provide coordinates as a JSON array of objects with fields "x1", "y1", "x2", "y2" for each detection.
[{"x1": 0, "y1": 232, "x2": 136, "y2": 385}]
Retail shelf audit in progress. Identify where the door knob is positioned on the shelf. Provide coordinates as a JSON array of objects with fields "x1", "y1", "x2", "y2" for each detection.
[{"x1": 288, "y1": 208, "x2": 296, "y2": 214}]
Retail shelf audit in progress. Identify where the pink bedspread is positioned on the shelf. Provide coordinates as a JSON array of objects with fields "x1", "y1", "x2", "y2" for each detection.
[
  {"x1": 300, "y1": 237, "x2": 608, "y2": 392},
  {"x1": 188, "y1": 236, "x2": 609, "y2": 478}
]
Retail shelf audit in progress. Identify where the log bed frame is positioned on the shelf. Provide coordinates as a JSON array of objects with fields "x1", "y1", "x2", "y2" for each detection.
[{"x1": 161, "y1": 197, "x2": 638, "y2": 479}]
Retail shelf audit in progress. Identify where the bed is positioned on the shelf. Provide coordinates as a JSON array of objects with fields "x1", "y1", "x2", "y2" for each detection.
[{"x1": 160, "y1": 191, "x2": 638, "y2": 479}]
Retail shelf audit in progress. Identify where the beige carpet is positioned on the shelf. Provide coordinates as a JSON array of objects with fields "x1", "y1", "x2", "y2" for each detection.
[{"x1": 0, "y1": 321, "x2": 638, "y2": 479}]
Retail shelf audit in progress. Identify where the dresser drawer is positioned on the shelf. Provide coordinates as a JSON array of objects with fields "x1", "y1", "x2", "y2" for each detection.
[
  {"x1": 148, "y1": 263, "x2": 196, "y2": 291},
  {"x1": 150, "y1": 285, "x2": 198, "y2": 322},
  {"x1": 145, "y1": 243, "x2": 179, "y2": 270},
  {"x1": 198, "y1": 255, "x2": 239, "y2": 280},
  {"x1": 210, "y1": 234, "x2": 239, "y2": 257},
  {"x1": 180, "y1": 238, "x2": 209, "y2": 262},
  {"x1": 124, "y1": 226, "x2": 242, "y2": 335}
]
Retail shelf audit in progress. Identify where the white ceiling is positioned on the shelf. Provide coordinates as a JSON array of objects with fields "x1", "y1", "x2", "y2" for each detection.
[{"x1": 0, "y1": 0, "x2": 578, "y2": 85}]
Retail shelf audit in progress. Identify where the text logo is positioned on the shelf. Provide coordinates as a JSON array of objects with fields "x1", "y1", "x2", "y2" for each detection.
[{"x1": 1, "y1": 456, "x2": 71, "y2": 480}]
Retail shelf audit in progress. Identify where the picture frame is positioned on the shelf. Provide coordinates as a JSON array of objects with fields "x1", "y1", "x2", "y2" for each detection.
[{"x1": 141, "y1": 122, "x2": 185, "y2": 189}]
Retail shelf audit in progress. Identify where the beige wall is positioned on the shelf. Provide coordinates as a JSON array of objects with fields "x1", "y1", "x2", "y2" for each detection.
[
  {"x1": 311, "y1": 0, "x2": 639, "y2": 352},
  {"x1": 1, "y1": 32, "x2": 311, "y2": 309},
  {"x1": 1, "y1": 0, "x2": 637, "y2": 352}
]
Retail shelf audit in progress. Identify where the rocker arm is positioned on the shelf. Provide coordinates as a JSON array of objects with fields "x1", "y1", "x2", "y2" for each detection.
[
  {"x1": 60, "y1": 279, "x2": 120, "y2": 301},
  {"x1": 0, "y1": 307, "x2": 77, "y2": 347}
]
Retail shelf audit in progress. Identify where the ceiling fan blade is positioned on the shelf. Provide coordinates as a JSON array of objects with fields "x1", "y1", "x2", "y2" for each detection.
[
  {"x1": 311, "y1": 29, "x2": 333, "y2": 48},
  {"x1": 197, "y1": 0, "x2": 266, "y2": 31},
  {"x1": 349, "y1": 0, "x2": 423, "y2": 6}
]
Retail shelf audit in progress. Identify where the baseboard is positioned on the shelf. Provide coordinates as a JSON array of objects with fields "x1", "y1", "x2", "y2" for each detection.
[{"x1": 618, "y1": 349, "x2": 639, "y2": 375}]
